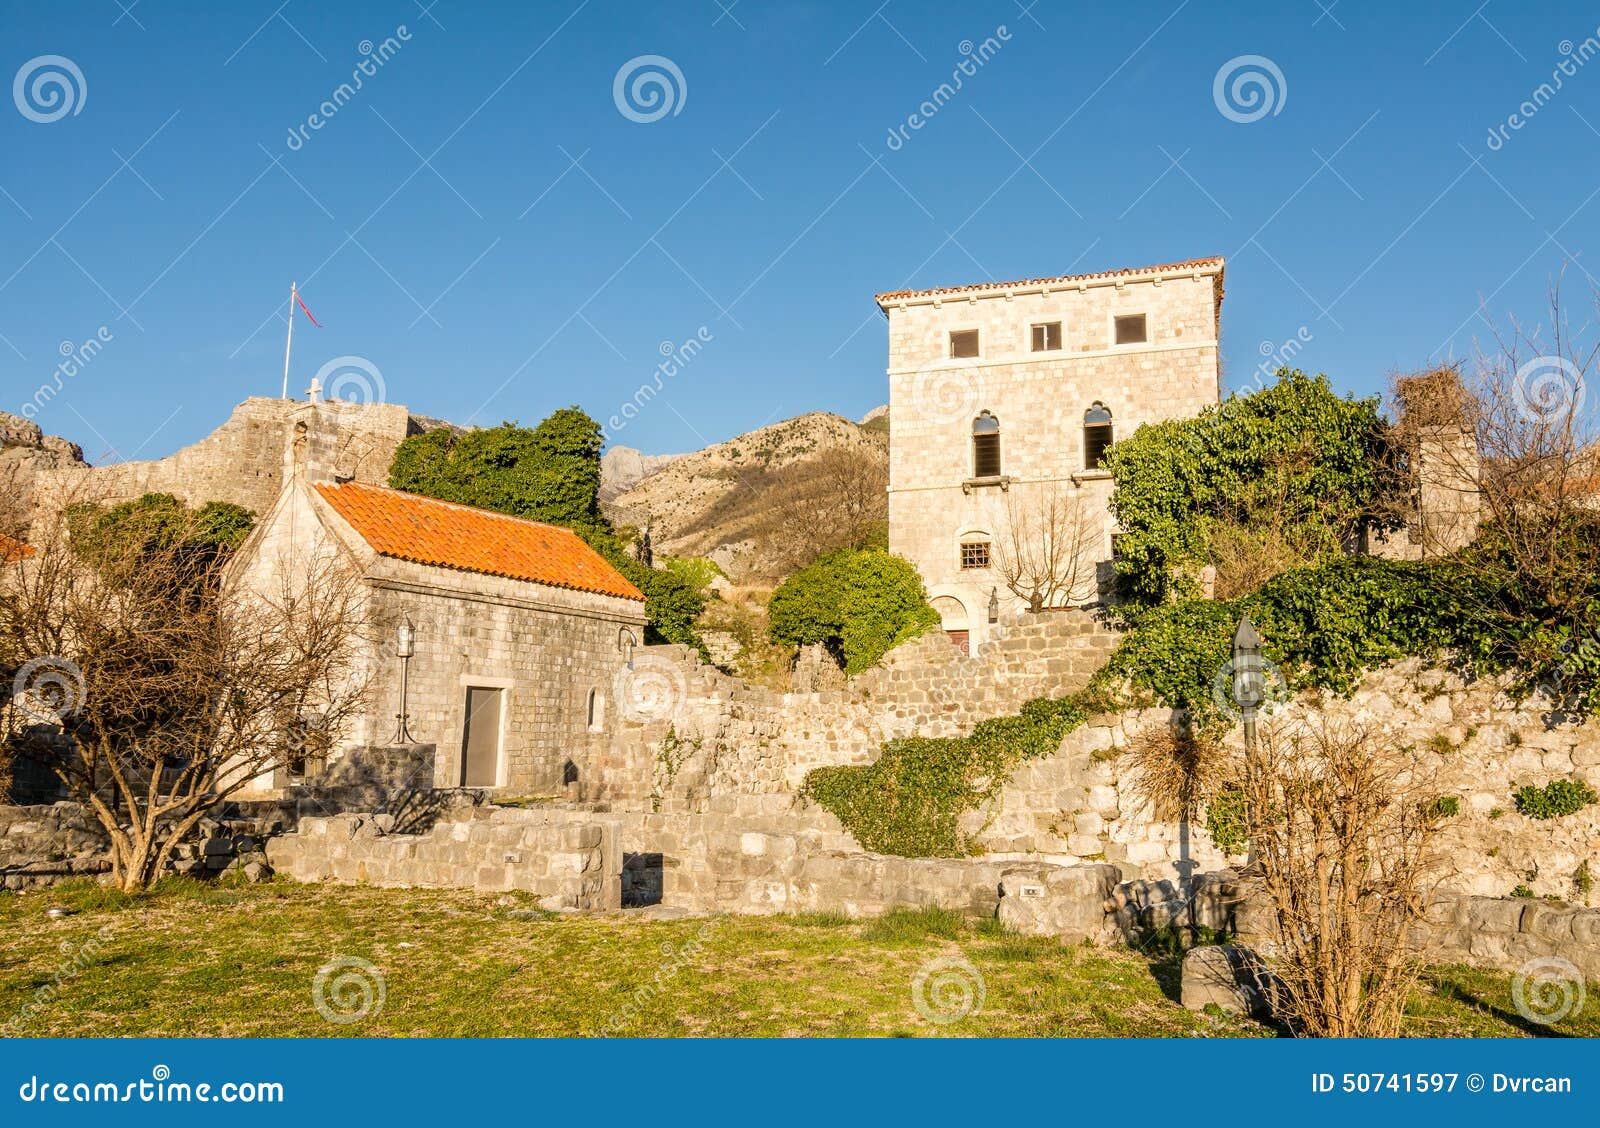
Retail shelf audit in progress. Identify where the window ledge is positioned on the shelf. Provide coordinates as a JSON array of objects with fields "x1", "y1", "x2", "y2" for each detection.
[
  {"x1": 962, "y1": 475, "x2": 1012, "y2": 493},
  {"x1": 1072, "y1": 469, "x2": 1113, "y2": 484}
]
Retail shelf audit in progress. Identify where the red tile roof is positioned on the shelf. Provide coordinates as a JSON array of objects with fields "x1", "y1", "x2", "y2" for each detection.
[
  {"x1": 874, "y1": 256, "x2": 1226, "y2": 306},
  {"x1": 314, "y1": 481, "x2": 645, "y2": 602},
  {"x1": 0, "y1": 533, "x2": 35, "y2": 564}
]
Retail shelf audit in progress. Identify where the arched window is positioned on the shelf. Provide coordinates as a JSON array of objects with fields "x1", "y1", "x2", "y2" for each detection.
[
  {"x1": 972, "y1": 412, "x2": 1001, "y2": 478},
  {"x1": 1084, "y1": 403, "x2": 1114, "y2": 469}
]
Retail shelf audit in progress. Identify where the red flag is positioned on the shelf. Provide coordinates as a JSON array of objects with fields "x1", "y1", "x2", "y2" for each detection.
[{"x1": 295, "y1": 290, "x2": 323, "y2": 327}]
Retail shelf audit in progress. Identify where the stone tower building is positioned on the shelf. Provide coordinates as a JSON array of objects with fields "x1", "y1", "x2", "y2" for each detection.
[{"x1": 877, "y1": 257, "x2": 1225, "y2": 650}]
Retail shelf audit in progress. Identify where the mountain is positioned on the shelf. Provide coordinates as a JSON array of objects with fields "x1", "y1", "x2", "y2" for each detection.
[
  {"x1": 599, "y1": 445, "x2": 682, "y2": 501},
  {"x1": 603, "y1": 411, "x2": 888, "y2": 581}
]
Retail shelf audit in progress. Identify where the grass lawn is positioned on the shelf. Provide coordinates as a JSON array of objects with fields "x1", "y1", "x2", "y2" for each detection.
[{"x1": 0, "y1": 878, "x2": 1594, "y2": 1038}]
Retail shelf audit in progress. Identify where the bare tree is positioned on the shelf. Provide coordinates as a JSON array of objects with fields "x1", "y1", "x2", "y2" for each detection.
[
  {"x1": 1238, "y1": 720, "x2": 1449, "y2": 1037},
  {"x1": 994, "y1": 486, "x2": 1097, "y2": 611},
  {"x1": 0, "y1": 498, "x2": 372, "y2": 891},
  {"x1": 762, "y1": 446, "x2": 888, "y2": 575}
]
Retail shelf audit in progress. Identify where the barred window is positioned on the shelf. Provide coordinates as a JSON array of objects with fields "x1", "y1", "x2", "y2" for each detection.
[{"x1": 960, "y1": 541, "x2": 991, "y2": 570}]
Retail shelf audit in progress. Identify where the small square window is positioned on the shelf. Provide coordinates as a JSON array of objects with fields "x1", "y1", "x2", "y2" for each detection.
[
  {"x1": 1031, "y1": 321, "x2": 1062, "y2": 352},
  {"x1": 1114, "y1": 314, "x2": 1147, "y2": 345},
  {"x1": 960, "y1": 541, "x2": 991, "y2": 570},
  {"x1": 949, "y1": 329, "x2": 980, "y2": 358}
]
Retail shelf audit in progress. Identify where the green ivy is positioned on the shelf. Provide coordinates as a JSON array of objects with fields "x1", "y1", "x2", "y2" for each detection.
[
  {"x1": 1205, "y1": 788, "x2": 1249, "y2": 855},
  {"x1": 1104, "y1": 370, "x2": 1396, "y2": 607},
  {"x1": 1513, "y1": 779, "x2": 1598, "y2": 820}
]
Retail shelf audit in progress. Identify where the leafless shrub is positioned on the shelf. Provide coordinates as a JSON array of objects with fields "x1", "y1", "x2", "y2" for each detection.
[
  {"x1": 1240, "y1": 720, "x2": 1450, "y2": 1037},
  {"x1": 759, "y1": 446, "x2": 888, "y2": 576},
  {"x1": 1122, "y1": 725, "x2": 1227, "y2": 823}
]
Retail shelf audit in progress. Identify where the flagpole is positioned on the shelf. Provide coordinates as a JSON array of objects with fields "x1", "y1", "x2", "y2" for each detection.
[{"x1": 281, "y1": 281, "x2": 297, "y2": 399}]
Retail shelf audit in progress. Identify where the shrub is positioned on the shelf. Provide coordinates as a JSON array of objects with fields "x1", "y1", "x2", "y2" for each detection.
[
  {"x1": 1513, "y1": 779, "x2": 1599, "y2": 820},
  {"x1": 1205, "y1": 787, "x2": 1249, "y2": 854},
  {"x1": 768, "y1": 549, "x2": 939, "y2": 675}
]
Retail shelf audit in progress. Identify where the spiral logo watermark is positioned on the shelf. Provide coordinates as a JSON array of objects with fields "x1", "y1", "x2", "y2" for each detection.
[
  {"x1": 13, "y1": 55, "x2": 86, "y2": 123},
  {"x1": 1212, "y1": 55, "x2": 1286, "y2": 124},
  {"x1": 613, "y1": 654, "x2": 688, "y2": 723},
  {"x1": 911, "y1": 954, "x2": 986, "y2": 1025},
  {"x1": 1211, "y1": 654, "x2": 1289, "y2": 723},
  {"x1": 908, "y1": 356, "x2": 984, "y2": 426},
  {"x1": 312, "y1": 956, "x2": 386, "y2": 1024},
  {"x1": 1512, "y1": 956, "x2": 1587, "y2": 1025},
  {"x1": 312, "y1": 355, "x2": 387, "y2": 407},
  {"x1": 1512, "y1": 355, "x2": 1586, "y2": 424},
  {"x1": 11, "y1": 656, "x2": 85, "y2": 724},
  {"x1": 613, "y1": 55, "x2": 686, "y2": 123},
  {"x1": 151, "y1": 1064, "x2": 171, "y2": 1082}
]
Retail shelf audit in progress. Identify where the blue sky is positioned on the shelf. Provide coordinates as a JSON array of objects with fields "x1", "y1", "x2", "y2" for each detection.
[{"x1": 2, "y1": 0, "x2": 1599, "y2": 464}]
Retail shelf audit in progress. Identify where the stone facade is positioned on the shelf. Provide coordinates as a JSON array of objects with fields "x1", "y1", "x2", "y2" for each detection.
[{"x1": 881, "y1": 259, "x2": 1224, "y2": 647}]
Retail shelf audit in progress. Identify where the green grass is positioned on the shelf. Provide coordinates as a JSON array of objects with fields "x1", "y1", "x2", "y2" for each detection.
[{"x1": 0, "y1": 879, "x2": 1593, "y2": 1038}]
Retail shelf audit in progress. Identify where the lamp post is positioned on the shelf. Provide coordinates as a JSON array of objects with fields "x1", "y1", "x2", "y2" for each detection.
[
  {"x1": 1231, "y1": 614, "x2": 1264, "y2": 754},
  {"x1": 389, "y1": 616, "x2": 417, "y2": 745},
  {"x1": 987, "y1": 587, "x2": 999, "y2": 625}
]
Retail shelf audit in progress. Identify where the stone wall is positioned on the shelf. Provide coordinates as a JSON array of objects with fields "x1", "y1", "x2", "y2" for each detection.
[
  {"x1": 33, "y1": 398, "x2": 414, "y2": 525},
  {"x1": 885, "y1": 263, "x2": 1223, "y2": 648},
  {"x1": 586, "y1": 610, "x2": 1120, "y2": 809},
  {"x1": 264, "y1": 806, "x2": 621, "y2": 911},
  {"x1": 964, "y1": 659, "x2": 1600, "y2": 897},
  {"x1": 0, "y1": 803, "x2": 109, "y2": 888}
]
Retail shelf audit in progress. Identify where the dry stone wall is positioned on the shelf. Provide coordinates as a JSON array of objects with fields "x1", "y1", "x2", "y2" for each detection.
[
  {"x1": 964, "y1": 659, "x2": 1600, "y2": 900},
  {"x1": 589, "y1": 611, "x2": 1119, "y2": 810}
]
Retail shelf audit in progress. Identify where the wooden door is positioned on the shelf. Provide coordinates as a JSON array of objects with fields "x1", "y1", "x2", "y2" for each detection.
[{"x1": 461, "y1": 687, "x2": 503, "y2": 787}]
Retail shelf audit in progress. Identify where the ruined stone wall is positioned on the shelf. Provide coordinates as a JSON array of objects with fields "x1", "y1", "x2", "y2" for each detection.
[
  {"x1": 965, "y1": 659, "x2": 1600, "y2": 899},
  {"x1": 0, "y1": 803, "x2": 109, "y2": 888},
  {"x1": 586, "y1": 610, "x2": 1120, "y2": 810},
  {"x1": 264, "y1": 806, "x2": 620, "y2": 911},
  {"x1": 32, "y1": 397, "x2": 414, "y2": 526}
]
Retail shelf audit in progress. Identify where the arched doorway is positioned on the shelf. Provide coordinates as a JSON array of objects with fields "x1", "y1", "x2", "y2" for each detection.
[{"x1": 931, "y1": 595, "x2": 971, "y2": 655}]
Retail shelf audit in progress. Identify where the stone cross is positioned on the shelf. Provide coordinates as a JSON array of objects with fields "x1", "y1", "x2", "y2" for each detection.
[{"x1": 306, "y1": 377, "x2": 322, "y2": 404}]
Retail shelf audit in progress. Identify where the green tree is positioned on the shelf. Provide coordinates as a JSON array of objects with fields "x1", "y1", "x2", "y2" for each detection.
[
  {"x1": 768, "y1": 549, "x2": 939, "y2": 674},
  {"x1": 389, "y1": 410, "x2": 703, "y2": 648},
  {"x1": 1104, "y1": 369, "x2": 1397, "y2": 607}
]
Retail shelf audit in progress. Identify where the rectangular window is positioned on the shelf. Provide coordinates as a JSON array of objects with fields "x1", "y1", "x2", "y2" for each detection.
[
  {"x1": 960, "y1": 541, "x2": 991, "y2": 570},
  {"x1": 1085, "y1": 424, "x2": 1114, "y2": 469},
  {"x1": 1031, "y1": 321, "x2": 1062, "y2": 352},
  {"x1": 949, "y1": 329, "x2": 980, "y2": 358},
  {"x1": 1114, "y1": 314, "x2": 1147, "y2": 345},
  {"x1": 972, "y1": 434, "x2": 1001, "y2": 478}
]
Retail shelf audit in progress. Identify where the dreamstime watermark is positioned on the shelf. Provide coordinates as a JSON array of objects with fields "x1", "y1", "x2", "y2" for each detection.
[
  {"x1": 18, "y1": 326, "x2": 113, "y2": 420},
  {"x1": 311, "y1": 355, "x2": 387, "y2": 407},
  {"x1": 1, "y1": 926, "x2": 113, "y2": 1035},
  {"x1": 911, "y1": 953, "x2": 985, "y2": 1024},
  {"x1": 1212, "y1": 55, "x2": 1287, "y2": 123},
  {"x1": 1252, "y1": 326, "x2": 1313, "y2": 389},
  {"x1": 11, "y1": 656, "x2": 86, "y2": 724},
  {"x1": 311, "y1": 956, "x2": 386, "y2": 1024},
  {"x1": 904, "y1": 354, "x2": 985, "y2": 427},
  {"x1": 613, "y1": 654, "x2": 689, "y2": 723},
  {"x1": 1211, "y1": 654, "x2": 1290, "y2": 723},
  {"x1": 13, "y1": 55, "x2": 86, "y2": 123},
  {"x1": 597, "y1": 922, "x2": 715, "y2": 1034},
  {"x1": 1485, "y1": 28, "x2": 1600, "y2": 152},
  {"x1": 18, "y1": 1065, "x2": 284, "y2": 1104},
  {"x1": 601, "y1": 327, "x2": 713, "y2": 442},
  {"x1": 1512, "y1": 956, "x2": 1587, "y2": 1025},
  {"x1": 1512, "y1": 355, "x2": 1585, "y2": 424},
  {"x1": 284, "y1": 25, "x2": 412, "y2": 152},
  {"x1": 613, "y1": 55, "x2": 687, "y2": 123},
  {"x1": 884, "y1": 25, "x2": 1012, "y2": 152}
]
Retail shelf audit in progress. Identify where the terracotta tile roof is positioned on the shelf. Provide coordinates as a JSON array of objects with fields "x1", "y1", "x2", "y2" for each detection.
[
  {"x1": 314, "y1": 481, "x2": 645, "y2": 602},
  {"x1": 0, "y1": 533, "x2": 35, "y2": 563},
  {"x1": 874, "y1": 256, "x2": 1226, "y2": 307}
]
